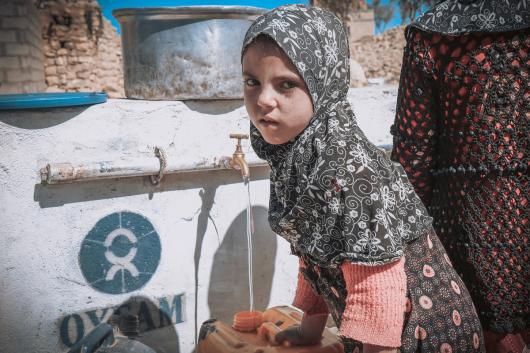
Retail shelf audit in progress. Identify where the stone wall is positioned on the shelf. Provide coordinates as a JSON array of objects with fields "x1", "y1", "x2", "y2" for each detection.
[
  {"x1": 350, "y1": 25, "x2": 407, "y2": 85},
  {"x1": 308, "y1": 1, "x2": 406, "y2": 85},
  {"x1": 311, "y1": 0, "x2": 375, "y2": 43},
  {"x1": 346, "y1": 10, "x2": 376, "y2": 43},
  {"x1": 39, "y1": 0, "x2": 124, "y2": 98},
  {"x1": 0, "y1": 0, "x2": 45, "y2": 94}
]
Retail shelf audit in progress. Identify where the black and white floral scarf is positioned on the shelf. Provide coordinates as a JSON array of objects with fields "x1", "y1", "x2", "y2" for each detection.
[
  {"x1": 412, "y1": 0, "x2": 530, "y2": 34},
  {"x1": 242, "y1": 5, "x2": 432, "y2": 267}
]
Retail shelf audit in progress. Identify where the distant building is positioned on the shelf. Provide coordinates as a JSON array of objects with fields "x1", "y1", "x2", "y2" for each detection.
[
  {"x1": 0, "y1": 0, "x2": 46, "y2": 94},
  {"x1": 0, "y1": 0, "x2": 124, "y2": 97},
  {"x1": 38, "y1": 0, "x2": 124, "y2": 97},
  {"x1": 310, "y1": 0, "x2": 375, "y2": 42}
]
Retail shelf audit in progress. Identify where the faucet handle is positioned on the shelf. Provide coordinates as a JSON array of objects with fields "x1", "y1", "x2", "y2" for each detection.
[
  {"x1": 230, "y1": 133, "x2": 248, "y2": 154},
  {"x1": 229, "y1": 133, "x2": 249, "y2": 141}
]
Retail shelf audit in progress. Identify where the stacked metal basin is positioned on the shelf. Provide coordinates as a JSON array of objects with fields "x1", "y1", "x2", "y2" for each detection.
[{"x1": 113, "y1": 6, "x2": 266, "y2": 100}]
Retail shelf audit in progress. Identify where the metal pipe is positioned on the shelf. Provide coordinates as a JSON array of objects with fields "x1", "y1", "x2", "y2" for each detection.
[
  {"x1": 39, "y1": 145, "x2": 392, "y2": 185},
  {"x1": 40, "y1": 156, "x2": 267, "y2": 185}
]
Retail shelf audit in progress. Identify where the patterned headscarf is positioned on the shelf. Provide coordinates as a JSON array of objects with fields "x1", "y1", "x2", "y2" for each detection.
[
  {"x1": 242, "y1": 5, "x2": 432, "y2": 267},
  {"x1": 412, "y1": 0, "x2": 530, "y2": 34}
]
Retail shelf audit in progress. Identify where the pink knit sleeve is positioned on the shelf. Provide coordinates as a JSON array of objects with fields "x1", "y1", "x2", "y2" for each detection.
[
  {"x1": 292, "y1": 259, "x2": 329, "y2": 315},
  {"x1": 339, "y1": 258, "x2": 407, "y2": 347}
]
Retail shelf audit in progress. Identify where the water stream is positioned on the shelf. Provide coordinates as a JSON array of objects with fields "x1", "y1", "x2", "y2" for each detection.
[{"x1": 243, "y1": 175, "x2": 254, "y2": 312}]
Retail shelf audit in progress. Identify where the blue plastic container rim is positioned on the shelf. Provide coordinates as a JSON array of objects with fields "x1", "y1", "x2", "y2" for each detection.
[{"x1": 0, "y1": 92, "x2": 108, "y2": 110}]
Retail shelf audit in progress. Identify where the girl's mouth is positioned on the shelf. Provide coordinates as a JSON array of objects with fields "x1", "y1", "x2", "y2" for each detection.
[{"x1": 259, "y1": 119, "x2": 279, "y2": 128}]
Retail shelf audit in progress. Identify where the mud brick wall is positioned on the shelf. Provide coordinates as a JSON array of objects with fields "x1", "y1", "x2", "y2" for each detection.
[{"x1": 39, "y1": 0, "x2": 124, "y2": 98}]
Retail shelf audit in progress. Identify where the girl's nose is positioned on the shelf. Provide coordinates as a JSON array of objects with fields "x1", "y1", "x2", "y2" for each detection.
[{"x1": 257, "y1": 86, "x2": 277, "y2": 110}]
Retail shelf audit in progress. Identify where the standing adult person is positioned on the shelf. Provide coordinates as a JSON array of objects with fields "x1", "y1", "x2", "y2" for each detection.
[{"x1": 391, "y1": 1, "x2": 529, "y2": 352}]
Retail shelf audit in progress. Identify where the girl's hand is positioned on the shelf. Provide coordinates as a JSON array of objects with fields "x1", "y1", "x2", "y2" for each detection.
[
  {"x1": 275, "y1": 325, "x2": 320, "y2": 346},
  {"x1": 275, "y1": 312, "x2": 327, "y2": 346}
]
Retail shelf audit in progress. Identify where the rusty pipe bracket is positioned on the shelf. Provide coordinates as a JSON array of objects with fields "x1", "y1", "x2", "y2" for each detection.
[{"x1": 150, "y1": 147, "x2": 167, "y2": 186}]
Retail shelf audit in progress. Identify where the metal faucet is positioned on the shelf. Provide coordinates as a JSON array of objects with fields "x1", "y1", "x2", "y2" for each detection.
[{"x1": 227, "y1": 133, "x2": 250, "y2": 178}]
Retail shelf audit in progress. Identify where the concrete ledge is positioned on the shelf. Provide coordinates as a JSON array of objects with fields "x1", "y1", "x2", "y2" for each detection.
[{"x1": 1, "y1": 85, "x2": 398, "y2": 184}]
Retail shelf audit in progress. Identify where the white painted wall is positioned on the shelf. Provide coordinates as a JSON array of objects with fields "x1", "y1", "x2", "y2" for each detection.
[{"x1": 0, "y1": 85, "x2": 397, "y2": 353}]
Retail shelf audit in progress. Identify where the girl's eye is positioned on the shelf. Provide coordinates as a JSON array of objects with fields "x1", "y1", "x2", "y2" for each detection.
[
  {"x1": 280, "y1": 81, "x2": 297, "y2": 89},
  {"x1": 244, "y1": 78, "x2": 259, "y2": 87}
]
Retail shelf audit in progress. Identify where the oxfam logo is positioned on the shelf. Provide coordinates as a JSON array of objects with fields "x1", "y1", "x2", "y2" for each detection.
[{"x1": 79, "y1": 212, "x2": 161, "y2": 294}]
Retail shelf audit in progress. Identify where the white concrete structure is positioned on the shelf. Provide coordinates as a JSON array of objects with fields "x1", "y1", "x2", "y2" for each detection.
[{"x1": 0, "y1": 86, "x2": 397, "y2": 353}]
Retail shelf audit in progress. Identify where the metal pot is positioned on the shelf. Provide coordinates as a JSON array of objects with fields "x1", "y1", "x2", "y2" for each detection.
[{"x1": 113, "y1": 6, "x2": 266, "y2": 100}]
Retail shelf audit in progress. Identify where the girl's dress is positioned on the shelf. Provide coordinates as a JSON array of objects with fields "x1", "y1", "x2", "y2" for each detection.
[
  {"x1": 391, "y1": 0, "x2": 529, "y2": 335},
  {"x1": 243, "y1": 4, "x2": 485, "y2": 352},
  {"x1": 294, "y1": 228, "x2": 484, "y2": 352}
]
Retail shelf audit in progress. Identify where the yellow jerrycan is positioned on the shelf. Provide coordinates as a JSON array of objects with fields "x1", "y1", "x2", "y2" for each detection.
[{"x1": 197, "y1": 306, "x2": 344, "y2": 353}]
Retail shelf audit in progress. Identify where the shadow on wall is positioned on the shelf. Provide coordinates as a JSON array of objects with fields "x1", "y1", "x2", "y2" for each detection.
[
  {"x1": 207, "y1": 205, "x2": 277, "y2": 323},
  {"x1": 59, "y1": 295, "x2": 182, "y2": 353},
  {"x1": 34, "y1": 166, "x2": 271, "y2": 208},
  {"x1": 193, "y1": 186, "x2": 218, "y2": 344},
  {"x1": 114, "y1": 296, "x2": 181, "y2": 353},
  {"x1": 0, "y1": 106, "x2": 90, "y2": 129},
  {"x1": 183, "y1": 99, "x2": 244, "y2": 115}
]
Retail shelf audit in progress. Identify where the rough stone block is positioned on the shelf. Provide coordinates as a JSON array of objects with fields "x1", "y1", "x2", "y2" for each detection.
[
  {"x1": 67, "y1": 8, "x2": 86, "y2": 18},
  {"x1": 50, "y1": 40, "x2": 60, "y2": 50},
  {"x1": 45, "y1": 66, "x2": 56, "y2": 75},
  {"x1": 77, "y1": 71, "x2": 90, "y2": 79},
  {"x1": 56, "y1": 65, "x2": 67, "y2": 73},
  {"x1": 75, "y1": 42, "x2": 90, "y2": 51},
  {"x1": 67, "y1": 56, "x2": 78, "y2": 65},
  {"x1": 45, "y1": 85, "x2": 63, "y2": 92},
  {"x1": 46, "y1": 75, "x2": 59, "y2": 86},
  {"x1": 74, "y1": 63, "x2": 89, "y2": 71},
  {"x1": 67, "y1": 79, "x2": 83, "y2": 87},
  {"x1": 55, "y1": 56, "x2": 66, "y2": 66},
  {"x1": 78, "y1": 56, "x2": 94, "y2": 64},
  {"x1": 54, "y1": 25, "x2": 70, "y2": 36},
  {"x1": 100, "y1": 61, "x2": 115, "y2": 70}
]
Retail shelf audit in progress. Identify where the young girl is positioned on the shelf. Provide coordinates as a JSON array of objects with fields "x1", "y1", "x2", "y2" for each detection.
[{"x1": 241, "y1": 5, "x2": 485, "y2": 353}]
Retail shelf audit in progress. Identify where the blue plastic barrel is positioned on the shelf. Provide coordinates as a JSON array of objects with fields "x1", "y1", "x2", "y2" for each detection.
[{"x1": 0, "y1": 92, "x2": 107, "y2": 110}]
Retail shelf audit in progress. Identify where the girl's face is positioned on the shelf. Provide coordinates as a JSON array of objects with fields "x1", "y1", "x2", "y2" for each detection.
[{"x1": 242, "y1": 39, "x2": 314, "y2": 145}]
